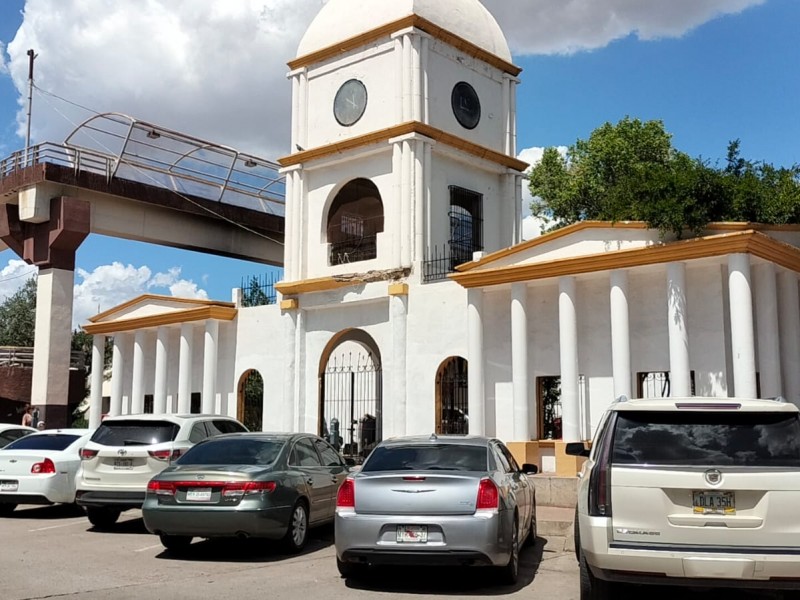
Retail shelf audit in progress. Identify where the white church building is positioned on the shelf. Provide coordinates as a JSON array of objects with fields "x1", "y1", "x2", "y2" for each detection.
[{"x1": 83, "y1": 0, "x2": 800, "y2": 475}]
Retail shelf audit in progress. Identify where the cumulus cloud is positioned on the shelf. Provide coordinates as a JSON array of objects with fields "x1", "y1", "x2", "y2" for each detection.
[
  {"x1": 484, "y1": 0, "x2": 766, "y2": 55},
  {"x1": 518, "y1": 146, "x2": 568, "y2": 240},
  {"x1": 0, "y1": 259, "x2": 37, "y2": 300}
]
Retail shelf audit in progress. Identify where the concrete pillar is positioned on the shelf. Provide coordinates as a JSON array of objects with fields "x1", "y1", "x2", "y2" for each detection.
[
  {"x1": 109, "y1": 334, "x2": 128, "y2": 417},
  {"x1": 666, "y1": 262, "x2": 692, "y2": 397},
  {"x1": 511, "y1": 283, "x2": 531, "y2": 440},
  {"x1": 390, "y1": 291, "x2": 409, "y2": 436},
  {"x1": 30, "y1": 268, "x2": 74, "y2": 427},
  {"x1": 295, "y1": 309, "x2": 307, "y2": 432},
  {"x1": 401, "y1": 139, "x2": 412, "y2": 267},
  {"x1": 413, "y1": 140, "x2": 425, "y2": 264},
  {"x1": 130, "y1": 330, "x2": 146, "y2": 414},
  {"x1": 728, "y1": 254, "x2": 758, "y2": 398},
  {"x1": 89, "y1": 334, "x2": 106, "y2": 429},
  {"x1": 754, "y1": 263, "x2": 782, "y2": 398},
  {"x1": 467, "y1": 288, "x2": 485, "y2": 436},
  {"x1": 283, "y1": 310, "x2": 297, "y2": 431},
  {"x1": 610, "y1": 270, "x2": 632, "y2": 399},
  {"x1": 559, "y1": 277, "x2": 580, "y2": 442},
  {"x1": 202, "y1": 320, "x2": 219, "y2": 414},
  {"x1": 778, "y1": 272, "x2": 800, "y2": 405},
  {"x1": 178, "y1": 323, "x2": 194, "y2": 414},
  {"x1": 154, "y1": 326, "x2": 169, "y2": 414}
]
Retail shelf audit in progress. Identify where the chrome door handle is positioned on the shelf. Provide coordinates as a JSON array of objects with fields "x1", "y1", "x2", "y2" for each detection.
[{"x1": 306, "y1": 478, "x2": 314, "y2": 486}]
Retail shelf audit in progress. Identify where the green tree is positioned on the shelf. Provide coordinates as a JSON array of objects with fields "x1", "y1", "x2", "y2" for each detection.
[{"x1": 0, "y1": 277, "x2": 38, "y2": 346}]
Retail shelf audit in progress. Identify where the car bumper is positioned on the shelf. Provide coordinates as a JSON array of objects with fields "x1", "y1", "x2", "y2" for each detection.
[
  {"x1": 75, "y1": 489, "x2": 145, "y2": 510},
  {"x1": 581, "y1": 514, "x2": 800, "y2": 590},
  {"x1": 142, "y1": 500, "x2": 293, "y2": 540},
  {"x1": 335, "y1": 509, "x2": 510, "y2": 567},
  {"x1": 0, "y1": 475, "x2": 74, "y2": 505}
]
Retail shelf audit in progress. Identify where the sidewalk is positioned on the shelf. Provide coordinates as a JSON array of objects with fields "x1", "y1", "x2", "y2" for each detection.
[{"x1": 537, "y1": 504, "x2": 576, "y2": 554}]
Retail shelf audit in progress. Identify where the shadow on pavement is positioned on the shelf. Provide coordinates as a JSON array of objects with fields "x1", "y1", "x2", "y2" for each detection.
[{"x1": 6, "y1": 503, "x2": 85, "y2": 520}]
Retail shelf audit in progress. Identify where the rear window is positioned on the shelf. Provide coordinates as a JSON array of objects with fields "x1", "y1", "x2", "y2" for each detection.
[
  {"x1": 612, "y1": 411, "x2": 800, "y2": 467},
  {"x1": 4, "y1": 434, "x2": 81, "y2": 451},
  {"x1": 176, "y1": 438, "x2": 285, "y2": 466},
  {"x1": 90, "y1": 420, "x2": 179, "y2": 446},
  {"x1": 361, "y1": 444, "x2": 488, "y2": 472}
]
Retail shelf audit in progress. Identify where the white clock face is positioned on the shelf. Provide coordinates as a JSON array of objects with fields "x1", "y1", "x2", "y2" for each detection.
[{"x1": 333, "y1": 79, "x2": 368, "y2": 127}]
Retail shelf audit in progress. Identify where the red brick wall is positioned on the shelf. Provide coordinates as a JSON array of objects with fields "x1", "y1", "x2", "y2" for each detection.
[{"x1": 0, "y1": 365, "x2": 87, "y2": 425}]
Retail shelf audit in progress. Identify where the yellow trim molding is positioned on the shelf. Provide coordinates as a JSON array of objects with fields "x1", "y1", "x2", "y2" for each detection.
[
  {"x1": 288, "y1": 15, "x2": 522, "y2": 76},
  {"x1": 277, "y1": 121, "x2": 529, "y2": 172},
  {"x1": 88, "y1": 294, "x2": 235, "y2": 323},
  {"x1": 275, "y1": 277, "x2": 355, "y2": 296},
  {"x1": 451, "y1": 230, "x2": 800, "y2": 289},
  {"x1": 83, "y1": 306, "x2": 237, "y2": 335},
  {"x1": 280, "y1": 298, "x2": 299, "y2": 311},
  {"x1": 388, "y1": 283, "x2": 409, "y2": 296}
]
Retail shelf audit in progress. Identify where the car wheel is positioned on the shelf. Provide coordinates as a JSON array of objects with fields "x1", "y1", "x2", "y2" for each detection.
[
  {"x1": 85, "y1": 507, "x2": 120, "y2": 530},
  {"x1": 579, "y1": 551, "x2": 614, "y2": 600},
  {"x1": 159, "y1": 534, "x2": 193, "y2": 552},
  {"x1": 527, "y1": 501, "x2": 538, "y2": 546},
  {"x1": 0, "y1": 503, "x2": 17, "y2": 516},
  {"x1": 336, "y1": 557, "x2": 366, "y2": 579},
  {"x1": 283, "y1": 500, "x2": 309, "y2": 553},
  {"x1": 497, "y1": 518, "x2": 520, "y2": 585},
  {"x1": 573, "y1": 506, "x2": 580, "y2": 561}
]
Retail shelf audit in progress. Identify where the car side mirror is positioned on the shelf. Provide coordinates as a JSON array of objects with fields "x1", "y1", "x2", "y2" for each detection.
[
  {"x1": 521, "y1": 463, "x2": 539, "y2": 475},
  {"x1": 565, "y1": 442, "x2": 591, "y2": 458},
  {"x1": 344, "y1": 457, "x2": 356, "y2": 467}
]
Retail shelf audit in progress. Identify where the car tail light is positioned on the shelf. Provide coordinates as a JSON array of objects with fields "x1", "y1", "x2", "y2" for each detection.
[
  {"x1": 148, "y1": 449, "x2": 181, "y2": 461},
  {"x1": 589, "y1": 414, "x2": 617, "y2": 517},
  {"x1": 147, "y1": 480, "x2": 177, "y2": 496},
  {"x1": 336, "y1": 477, "x2": 355, "y2": 509},
  {"x1": 79, "y1": 448, "x2": 98, "y2": 460},
  {"x1": 476, "y1": 478, "x2": 499, "y2": 510},
  {"x1": 221, "y1": 481, "x2": 277, "y2": 498},
  {"x1": 31, "y1": 458, "x2": 56, "y2": 474}
]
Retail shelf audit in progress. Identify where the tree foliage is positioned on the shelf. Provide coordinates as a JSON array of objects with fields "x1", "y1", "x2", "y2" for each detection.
[
  {"x1": 0, "y1": 277, "x2": 38, "y2": 346},
  {"x1": 529, "y1": 117, "x2": 800, "y2": 237}
]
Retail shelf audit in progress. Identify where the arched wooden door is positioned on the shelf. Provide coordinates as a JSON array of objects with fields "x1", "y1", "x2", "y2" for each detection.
[
  {"x1": 436, "y1": 356, "x2": 468, "y2": 434},
  {"x1": 237, "y1": 369, "x2": 263, "y2": 432}
]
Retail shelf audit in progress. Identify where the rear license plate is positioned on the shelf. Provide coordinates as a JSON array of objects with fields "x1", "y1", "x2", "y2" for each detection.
[
  {"x1": 396, "y1": 525, "x2": 428, "y2": 543},
  {"x1": 113, "y1": 458, "x2": 133, "y2": 470},
  {"x1": 185, "y1": 488, "x2": 212, "y2": 502},
  {"x1": 693, "y1": 491, "x2": 735, "y2": 514},
  {"x1": 0, "y1": 480, "x2": 18, "y2": 492}
]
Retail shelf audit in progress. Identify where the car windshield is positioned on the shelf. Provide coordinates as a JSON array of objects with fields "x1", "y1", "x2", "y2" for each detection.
[
  {"x1": 3, "y1": 434, "x2": 81, "y2": 451},
  {"x1": 612, "y1": 410, "x2": 800, "y2": 467},
  {"x1": 361, "y1": 444, "x2": 488, "y2": 472},
  {"x1": 90, "y1": 420, "x2": 179, "y2": 446},
  {"x1": 176, "y1": 438, "x2": 285, "y2": 466}
]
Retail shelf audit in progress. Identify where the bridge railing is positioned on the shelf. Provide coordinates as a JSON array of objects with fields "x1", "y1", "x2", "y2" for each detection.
[
  {"x1": 0, "y1": 143, "x2": 114, "y2": 180},
  {"x1": 0, "y1": 346, "x2": 86, "y2": 370}
]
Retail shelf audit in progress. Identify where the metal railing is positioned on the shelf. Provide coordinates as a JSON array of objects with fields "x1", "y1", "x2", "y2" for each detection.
[
  {"x1": 0, "y1": 346, "x2": 85, "y2": 369},
  {"x1": 421, "y1": 244, "x2": 475, "y2": 283},
  {"x1": 240, "y1": 272, "x2": 282, "y2": 307}
]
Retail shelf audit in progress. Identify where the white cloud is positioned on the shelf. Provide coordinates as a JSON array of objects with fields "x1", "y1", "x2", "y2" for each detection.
[
  {"x1": 0, "y1": 259, "x2": 36, "y2": 300},
  {"x1": 484, "y1": 0, "x2": 766, "y2": 55},
  {"x1": 518, "y1": 146, "x2": 568, "y2": 240}
]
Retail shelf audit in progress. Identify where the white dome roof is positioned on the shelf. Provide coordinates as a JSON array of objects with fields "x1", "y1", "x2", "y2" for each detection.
[{"x1": 297, "y1": 0, "x2": 511, "y2": 63}]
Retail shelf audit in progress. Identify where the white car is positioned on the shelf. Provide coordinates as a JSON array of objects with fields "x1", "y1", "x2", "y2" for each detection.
[
  {"x1": 76, "y1": 413, "x2": 248, "y2": 529},
  {"x1": 0, "y1": 428, "x2": 92, "y2": 515},
  {"x1": 568, "y1": 396, "x2": 800, "y2": 599},
  {"x1": 0, "y1": 423, "x2": 38, "y2": 448}
]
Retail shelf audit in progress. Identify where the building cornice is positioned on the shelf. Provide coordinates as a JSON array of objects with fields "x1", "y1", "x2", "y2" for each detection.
[
  {"x1": 288, "y1": 15, "x2": 522, "y2": 76},
  {"x1": 277, "y1": 121, "x2": 528, "y2": 172},
  {"x1": 83, "y1": 306, "x2": 238, "y2": 335},
  {"x1": 87, "y1": 294, "x2": 235, "y2": 323},
  {"x1": 275, "y1": 277, "x2": 355, "y2": 296},
  {"x1": 450, "y1": 230, "x2": 800, "y2": 289}
]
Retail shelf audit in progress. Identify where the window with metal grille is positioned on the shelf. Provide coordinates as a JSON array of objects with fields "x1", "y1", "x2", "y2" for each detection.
[
  {"x1": 448, "y1": 185, "x2": 483, "y2": 268},
  {"x1": 327, "y1": 179, "x2": 384, "y2": 266},
  {"x1": 637, "y1": 371, "x2": 696, "y2": 398}
]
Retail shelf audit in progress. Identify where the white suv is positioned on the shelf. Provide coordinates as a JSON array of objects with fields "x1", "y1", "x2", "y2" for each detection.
[
  {"x1": 76, "y1": 413, "x2": 247, "y2": 528},
  {"x1": 569, "y1": 396, "x2": 800, "y2": 599}
]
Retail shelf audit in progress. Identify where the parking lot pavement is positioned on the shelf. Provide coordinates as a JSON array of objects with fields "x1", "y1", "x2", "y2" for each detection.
[{"x1": 0, "y1": 505, "x2": 790, "y2": 600}]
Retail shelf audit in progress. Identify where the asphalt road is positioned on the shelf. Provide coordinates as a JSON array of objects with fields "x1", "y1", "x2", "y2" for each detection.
[{"x1": 0, "y1": 504, "x2": 790, "y2": 600}]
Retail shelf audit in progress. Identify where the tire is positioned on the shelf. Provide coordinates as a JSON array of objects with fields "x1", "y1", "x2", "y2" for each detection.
[
  {"x1": 159, "y1": 534, "x2": 193, "y2": 552},
  {"x1": 283, "y1": 501, "x2": 309, "y2": 553},
  {"x1": 526, "y1": 499, "x2": 538, "y2": 546},
  {"x1": 0, "y1": 503, "x2": 17, "y2": 516},
  {"x1": 579, "y1": 552, "x2": 614, "y2": 600},
  {"x1": 573, "y1": 506, "x2": 581, "y2": 561},
  {"x1": 497, "y1": 518, "x2": 520, "y2": 585},
  {"x1": 85, "y1": 507, "x2": 121, "y2": 530},
  {"x1": 336, "y1": 557, "x2": 366, "y2": 579}
]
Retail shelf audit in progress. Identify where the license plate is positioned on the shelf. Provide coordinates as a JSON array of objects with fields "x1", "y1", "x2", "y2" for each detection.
[
  {"x1": 113, "y1": 458, "x2": 133, "y2": 470},
  {"x1": 693, "y1": 491, "x2": 735, "y2": 514},
  {"x1": 185, "y1": 488, "x2": 212, "y2": 502},
  {"x1": 396, "y1": 525, "x2": 428, "y2": 543},
  {"x1": 0, "y1": 481, "x2": 18, "y2": 492}
]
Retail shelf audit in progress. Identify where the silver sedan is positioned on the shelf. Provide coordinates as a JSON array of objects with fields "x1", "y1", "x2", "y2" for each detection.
[{"x1": 334, "y1": 434, "x2": 538, "y2": 584}]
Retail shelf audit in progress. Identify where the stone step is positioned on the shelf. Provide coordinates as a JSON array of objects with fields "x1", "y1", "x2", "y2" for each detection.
[
  {"x1": 536, "y1": 505, "x2": 575, "y2": 538},
  {"x1": 529, "y1": 474, "x2": 579, "y2": 508}
]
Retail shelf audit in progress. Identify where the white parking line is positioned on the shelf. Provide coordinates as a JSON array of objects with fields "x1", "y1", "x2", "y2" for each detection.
[
  {"x1": 29, "y1": 520, "x2": 87, "y2": 532},
  {"x1": 134, "y1": 544, "x2": 163, "y2": 553}
]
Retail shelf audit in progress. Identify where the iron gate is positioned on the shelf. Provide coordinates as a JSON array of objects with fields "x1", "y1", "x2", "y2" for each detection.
[
  {"x1": 320, "y1": 352, "x2": 382, "y2": 464},
  {"x1": 436, "y1": 357, "x2": 468, "y2": 434}
]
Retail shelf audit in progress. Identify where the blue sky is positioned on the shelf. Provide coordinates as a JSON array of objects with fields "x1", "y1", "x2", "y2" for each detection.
[{"x1": 0, "y1": 0, "x2": 797, "y2": 326}]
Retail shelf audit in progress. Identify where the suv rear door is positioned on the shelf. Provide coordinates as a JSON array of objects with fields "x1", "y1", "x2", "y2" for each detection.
[{"x1": 609, "y1": 408, "x2": 800, "y2": 549}]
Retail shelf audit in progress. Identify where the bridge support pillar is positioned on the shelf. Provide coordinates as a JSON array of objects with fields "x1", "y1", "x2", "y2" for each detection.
[{"x1": 0, "y1": 196, "x2": 90, "y2": 427}]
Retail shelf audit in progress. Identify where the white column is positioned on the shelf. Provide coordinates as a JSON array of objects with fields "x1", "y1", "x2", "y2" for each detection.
[
  {"x1": 282, "y1": 168, "x2": 296, "y2": 281},
  {"x1": 394, "y1": 36, "x2": 404, "y2": 123},
  {"x1": 89, "y1": 334, "x2": 106, "y2": 429},
  {"x1": 754, "y1": 263, "x2": 782, "y2": 398},
  {"x1": 424, "y1": 142, "x2": 432, "y2": 250},
  {"x1": 403, "y1": 34, "x2": 412, "y2": 121},
  {"x1": 295, "y1": 309, "x2": 307, "y2": 432},
  {"x1": 390, "y1": 293, "x2": 408, "y2": 436},
  {"x1": 421, "y1": 36, "x2": 430, "y2": 124},
  {"x1": 778, "y1": 271, "x2": 800, "y2": 405},
  {"x1": 109, "y1": 334, "x2": 127, "y2": 416},
  {"x1": 414, "y1": 139, "x2": 425, "y2": 263},
  {"x1": 283, "y1": 310, "x2": 297, "y2": 431},
  {"x1": 401, "y1": 140, "x2": 412, "y2": 267},
  {"x1": 559, "y1": 277, "x2": 580, "y2": 442},
  {"x1": 202, "y1": 320, "x2": 219, "y2": 414},
  {"x1": 297, "y1": 69, "x2": 308, "y2": 149},
  {"x1": 290, "y1": 74, "x2": 299, "y2": 149},
  {"x1": 467, "y1": 289, "x2": 485, "y2": 436},
  {"x1": 610, "y1": 270, "x2": 632, "y2": 399},
  {"x1": 392, "y1": 142, "x2": 403, "y2": 266},
  {"x1": 178, "y1": 323, "x2": 194, "y2": 414},
  {"x1": 502, "y1": 75, "x2": 511, "y2": 155},
  {"x1": 154, "y1": 326, "x2": 169, "y2": 414},
  {"x1": 411, "y1": 34, "x2": 422, "y2": 122},
  {"x1": 666, "y1": 262, "x2": 692, "y2": 397},
  {"x1": 130, "y1": 330, "x2": 146, "y2": 414},
  {"x1": 728, "y1": 254, "x2": 757, "y2": 398},
  {"x1": 514, "y1": 174, "x2": 523, "y2": 245},
  {"x1": 511, "y1": 283, "x2": 531, "y2": 440}
]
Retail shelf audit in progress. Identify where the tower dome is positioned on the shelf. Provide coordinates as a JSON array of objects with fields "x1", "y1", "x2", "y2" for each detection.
[{"x1": 297, "y1": 0, "x2": 511, "y2": 63}]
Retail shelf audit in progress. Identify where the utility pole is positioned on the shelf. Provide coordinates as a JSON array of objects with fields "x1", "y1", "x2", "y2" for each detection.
[{"x1": 25, "y1": 49, "x2": 37, "y2": 165}]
